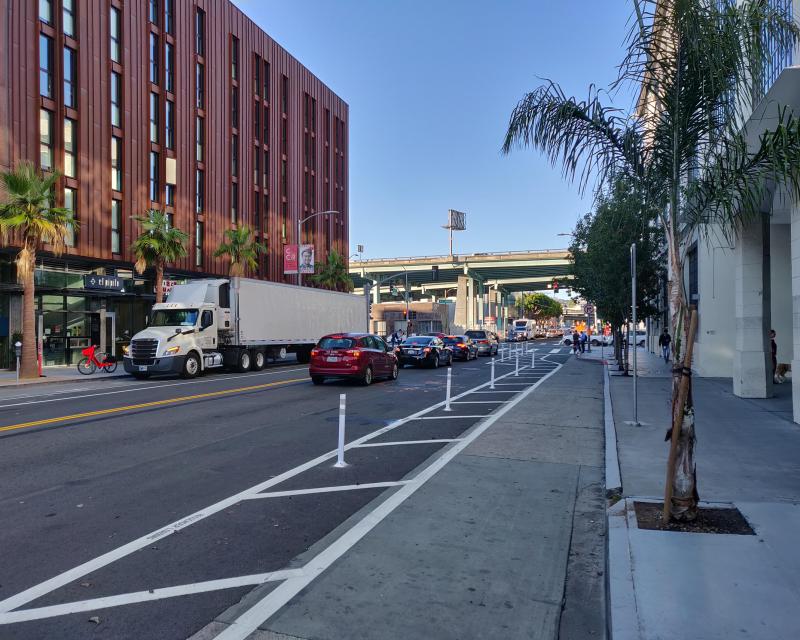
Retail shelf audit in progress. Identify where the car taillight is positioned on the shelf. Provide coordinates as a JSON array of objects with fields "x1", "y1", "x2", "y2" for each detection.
[
  {"x1": 423, "y1": 347, "x2": 431, "y2": 354},
  {"x1": 479, "y1": 340, "x2": 488, "y2": 344},
  {"x1": 457, "y1": 343, "x2": 465, "y2": 348},
  {"x1": 311, "y1": 349, "x2": 320, "y2": 357},
  {"x1": 345, "y1": 350, "x2": 361, "y2": 358}
]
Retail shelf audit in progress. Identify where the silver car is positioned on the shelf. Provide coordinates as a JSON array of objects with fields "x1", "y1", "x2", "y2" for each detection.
[{"x1": 465, "y1": 330, "x2": 499, "y2": 356}]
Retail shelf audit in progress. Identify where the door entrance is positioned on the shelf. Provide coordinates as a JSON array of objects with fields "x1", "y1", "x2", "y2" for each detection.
[{"x1": 39, "y1": 310, "x2": 116, "y2": 365}]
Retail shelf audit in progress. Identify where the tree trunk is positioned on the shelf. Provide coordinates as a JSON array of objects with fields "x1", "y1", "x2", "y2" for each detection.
[
  {"x1": 20, "y1": 249, "x2": 38, "y2": 379},
  {"x1": 665, "y1": 244, "x2": 698, "y2": 522},
  {"x1": 155, "y1": 263, "x2": 164, "y2": 304}
]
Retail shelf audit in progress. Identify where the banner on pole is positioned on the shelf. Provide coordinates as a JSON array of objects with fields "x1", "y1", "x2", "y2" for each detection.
[
  {"x1": 299, "y1": 244, "x2": 315, "y2": 274},
  {"x1": 284, "y1": 244, "x2": 299, "y2": 274}
]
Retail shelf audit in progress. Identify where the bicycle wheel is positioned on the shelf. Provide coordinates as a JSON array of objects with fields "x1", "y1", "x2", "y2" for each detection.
[
  {"x1": 77, "y1": 357, "x2": 96, "y2": 375},
  {"x1": 100, "y1": 355, "x2": 118, "y2": 373}
]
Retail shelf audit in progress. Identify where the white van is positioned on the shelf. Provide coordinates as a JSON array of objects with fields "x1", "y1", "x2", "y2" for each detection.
[{"x1": 510, "y1": 319, "x2": 534, "y2": 341}]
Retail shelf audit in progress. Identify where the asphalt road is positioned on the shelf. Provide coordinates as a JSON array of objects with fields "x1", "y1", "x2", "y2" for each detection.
[{"x1": 0, "y1": 341, "x2": 572, "y2": 639}]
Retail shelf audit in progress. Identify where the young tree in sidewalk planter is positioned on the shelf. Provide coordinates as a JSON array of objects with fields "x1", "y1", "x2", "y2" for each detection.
[
  {"x1": 131, "y1": 210, "x2": 188, "y2": 304},
  {"x1": 569, "y1": 177, "x2": 663, "y2": 371},
  {"x1": 310, "y1": 249, "x2": 354, "y2": 292},
  {"x1": 0, "y1": 162, "x2": 74, "y2": 379},
  {"x1": 213, "y1": 226, "x2": 267, "y2": 277},
  {"x1": 503, "y1": 0, "x2": 800, "y2": 521}
]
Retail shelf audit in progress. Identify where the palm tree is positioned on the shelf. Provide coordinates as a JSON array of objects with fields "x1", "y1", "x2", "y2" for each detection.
[
  {"x1": 131, "y1": 209, "x2": 188, "y2": 304},
  {"x1": 503, "y1": 0, "x2": 800, "y2": 521},
  {"x1": 213, "y1": 226, "x2": 266, "y2": 276},
  {"x1": 0, "y1": 162, "x2": 74, "y2": 379},
  {"x1": 310, "y1": 249, "x2": 354, "y2": 292}
]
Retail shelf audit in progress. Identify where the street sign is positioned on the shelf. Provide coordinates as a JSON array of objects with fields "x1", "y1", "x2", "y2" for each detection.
[
  {"x1": 583, "y1": 303, "x2": 594, "y2": 315},
  {"x1": 84, "y1": 275, "x2": 123, "y2": 291}
]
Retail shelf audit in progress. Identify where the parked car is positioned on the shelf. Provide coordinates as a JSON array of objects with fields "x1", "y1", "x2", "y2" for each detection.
[
  {"x1": 627, "y1": 330, "x2": 647, "y2": 347},
  {"x1": 396, "y1": 335, "x2": 452, "y2": 368},
  {"x1": 590, "y1": 334, "x2": 614, "y2": 347},
  {"x1": 465, "y1": 329, "x2": 499, "y2": 356},
  {"x1": 443, "y1": 335, "x2": 479, "y2": 361},
  {"x1": 310, "y1": 333, "x2": 399, "y2": 386}
]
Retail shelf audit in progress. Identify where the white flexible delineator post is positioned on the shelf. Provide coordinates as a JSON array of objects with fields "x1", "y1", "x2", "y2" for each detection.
[{"x1": 334, "y1": 394, "x2": 348, "y2": 467}]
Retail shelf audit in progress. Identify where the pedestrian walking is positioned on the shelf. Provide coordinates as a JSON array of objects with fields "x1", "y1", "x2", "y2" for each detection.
[
  {"x1": 658, "y1": 328, "x2": 672, "y2": 362},
  {"x1": 579, "y1": 331, "x2": 587, "y2": 354},
  {"x1": 572, "y1": 330, "x2": 580, "y2": 356}
]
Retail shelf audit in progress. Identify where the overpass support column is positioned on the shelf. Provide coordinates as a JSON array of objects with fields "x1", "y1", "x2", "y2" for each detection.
[
  {"x1": 372, "y1": 280, "x2": 380, "y2": 306},
  {"x1": 455, "y1": 275, "x2": 469, "y2": 331},
  {"x1": 467, "y1": 277, "x2": 475, "y2": 330}
]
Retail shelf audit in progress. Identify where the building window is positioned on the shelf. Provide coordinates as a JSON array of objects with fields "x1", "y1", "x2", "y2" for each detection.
[
  {"x1": 64, "y1": 187, "x2": 76, "y2": 247},
  {"x1": 254, "y1": 54, "x2": 261, "y2": 96},
  {"x1": 63, "y1": 0, "x2": 75, "y2": 38},
  {"x1": 165, "y1": 43, "x2": 174, "y2": 93},
  {"x1": 39, "y1": 0, "x2": 52, "y2": 23},
  {"x1": 39, "y1": 109, "x2": 53, "y2": 171},
  {"x1": 150, "y1": 151, "x2": 159, "y2": 201},
  {"x1": 165, "y1": 100, "x2": 174, "y2": 149},
  {"x1": 149, "y1": 33, "x2": 159, "y2": 84},
  {"x1": 254, "y1": 145, "x2": 259, "y2": 184},
  {"x1": 111, "y1": 136, "x2": 122, "y2": 191},
  {"x1": 231, "y1": 182, "x2": 238, "y2": 223},
  {"x1": 281, "y1": 159, "x2": 287, "y2": 196},
  {"x1": 281, "y1": 75, "x2": 288, "y2": 114},
  {"x1": 263, "y1": 149, "x2": 268, "y2": 189},
  {"x1": 195, "y1": 116, "x2": 204, "y2": 162},
  {"x1": 263, "y1": 61, "x2": 270, "y2": 101},
  {"x1": 196, "y1": 63, "x2": 204, "y2": 109},
  {"x1": 149, "y1": 0, "x2": 158, "y2": 24},
  {"x1": 150, "y1": 93, "x2": 159, "y2": 143},
  {"x1": 111, "y1": 200, "x2": 121, "y2": 253},
  {"x1": 165, "y1": 0, "x2": 174, "y2": 35},
  {"x1": 195, "y1": 169, "x2": 204, "y2": 213},
  {"x1": 231, "y1": 88, "x2": 239, "y2": 128},
  {"x1": 281, "y1": 118, "x2": 287, "y2": 155},
  {"x1": 195, "y1": 221, "x2": 203, "y2": 267},
  {"x1": 39, "y1": 34, "x2": 53, "y2": 98},
  {"x1": 166, "y1": 184, "x2": 175, "y2": 207},
  {"x1": 231, "y1": 135, "x2": 238, "y2": 177},
  {"x1": 111, "y1": 71, "x2": 121, "y2": 127},
  {"x1": 64, "y1": 118, "x2": 76, "y2": 178},
  {"x1": 64, "y1": 47, "x2": 77, "y2": 108},
  {"x1": 231, "y1": 36, "x2": 239, "y2": 81},
  {"x1": 110, "y1": 7, "x2": 121, "y2": 63},
  {"x1": 195, "y1": 8, "x2": 205, "y2": 56},
  {"x1": 254, "y1": 100, "x2": 260, "y2": 137},
  {"x1": 263, "y1": 105, "x2": 269, "y2": 145}
]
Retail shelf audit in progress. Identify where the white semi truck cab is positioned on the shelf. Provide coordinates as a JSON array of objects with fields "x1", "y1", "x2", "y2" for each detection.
[{"x1": 123, "y1": 277, "x2": 367, "y2": 379}]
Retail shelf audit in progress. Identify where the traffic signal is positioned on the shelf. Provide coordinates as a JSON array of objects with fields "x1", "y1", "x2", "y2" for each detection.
[
  {"x1": 390, "y1": 286, "x2": 398, "y2": 296},
  {"x1": 552, "y1": 279, "x2": 559, "y2": 294},
  {"x1": 402, "y1": 309, "x2": 408, "y2": 319}
]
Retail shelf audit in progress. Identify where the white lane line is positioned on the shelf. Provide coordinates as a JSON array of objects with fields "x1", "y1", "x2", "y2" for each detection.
[
  {"x1": 451, "y1": 400, "x2": 508, "y2": 404},
  {"x1": 470, "y1": 390, "x2": 518, "y2": 394},
  {"x1": 243, "y1": 481, "x2": 410, "y2": 500},
  {"x1": 549, "y1": 348, "x2": 562, "y2": 354},
  {"x1": 211, "y1": 356, "x2": 564, "y2": 640},
  {"x1": 494, "y1": 383, "x2": 534, "y2": 387},
  {"x1": 0, "y1": 570, "x2": 304, "y2": 625},
  {"x1": 356, "y1": 439, "x2": 458, "y2": 448},
  {"x1": 0, "y1": 368, "x2": 308, "y2": 409},
  {"x1": 0, "y1": 362, "x2": 529, "y2": 615},
  {"x1": 420, "y1": 415, "x2": 487, "y2": 420}
]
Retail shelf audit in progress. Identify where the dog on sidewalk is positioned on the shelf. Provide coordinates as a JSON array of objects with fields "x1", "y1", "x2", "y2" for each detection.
[{"x1": 775, "y1": 363, "x2": 791, "y2": 384}]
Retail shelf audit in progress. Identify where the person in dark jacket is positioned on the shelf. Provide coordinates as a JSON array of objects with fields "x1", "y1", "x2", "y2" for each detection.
[
  {"x1": 572, "y1": 330, "x2": 580, "y2": 355},
  {"x1": 658, "y1": 328, "x2": 672, "y2": 362}
]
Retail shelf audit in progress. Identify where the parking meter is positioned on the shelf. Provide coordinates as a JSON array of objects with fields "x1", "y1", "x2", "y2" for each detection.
[{"x1": 14, "y1": 341, "x2": 22, "y2": 384}]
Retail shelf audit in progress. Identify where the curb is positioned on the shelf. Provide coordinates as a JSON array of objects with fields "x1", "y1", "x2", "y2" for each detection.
[
  {"x1": 0, "y1": 372, "x2": 130, "y2": 389},
  {"x1": 604, "y1": 363, "x2": 622, "y2": 497},
  {"x1": 607, "y1": 499, "x2": 640, "y2": 640}
]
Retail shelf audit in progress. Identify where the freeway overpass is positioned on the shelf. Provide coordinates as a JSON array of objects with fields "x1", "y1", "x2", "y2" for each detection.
[{"x1": 350, "y1": 249, "x2": 573, "y2": 332}]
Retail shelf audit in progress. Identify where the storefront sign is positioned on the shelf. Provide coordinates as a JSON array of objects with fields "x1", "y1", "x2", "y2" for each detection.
[
  {"x1": 284, "y1": 244, "x2": 298, "y2": 274},
  {"x1": 84, "y1": 275, "x2": 124, "y2": 291},
  {"x1": 299, "y1": 244, "x2": 315, "y2": 274}
]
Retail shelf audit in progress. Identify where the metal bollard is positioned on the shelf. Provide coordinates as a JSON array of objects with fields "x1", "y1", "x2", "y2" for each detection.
[
  {"x1": 490, "y1": 357, "x2": 496, "y2": 390},
  {"x1": 444, "y1": 367, "x2": 453, "y2": 411},
  {"x1": 334, "y1": 394, "x2": 348, "y2": 468}
]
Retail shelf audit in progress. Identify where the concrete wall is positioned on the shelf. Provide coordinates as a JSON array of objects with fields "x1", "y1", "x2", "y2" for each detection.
[
  {"x1": 771, "y1": 224, "x2": 792, "y2": 365},
  {"x1": 693, "y1": 231, "x2": 736, "y2": 377}
]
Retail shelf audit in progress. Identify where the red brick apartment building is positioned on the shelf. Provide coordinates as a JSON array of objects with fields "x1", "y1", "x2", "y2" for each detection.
[{"x1": 0, "y1": 0, "x2": 349, "y2": 365}]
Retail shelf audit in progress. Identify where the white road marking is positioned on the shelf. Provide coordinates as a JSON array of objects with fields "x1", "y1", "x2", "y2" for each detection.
[
  {"x1": 451, "y1": 400, "x2": 508, "y2": 404},
  {"x1": 549, "y1": 348, "x2": 562, "y2": 354},
  {"x1": 420, "y1": 415, "x2": 487, "y2": 420},
  {"x1": 210, "y1": 355, "x2": 564, "y2": 640},
  {"x1": 0, "y1": 367, "x2": 308, "y2": 409},
  {"x1": 0, "y1": 570, "x2": 304, "y2": 624},
  {"x1": 0, "y1": 361, "x2": 531, "y2": 615},
  {"x1": 243, "y1": 481, "x2": 410, "y2": 499},
  {"x1": 356, "y1": 439, "x2": 458, "y2": 448},
  {"x1": 470, "y1": 390, "x2": 518, "y2": 394},
  {"x1": 494, "y1": 383, "x2": 534, "y2": 386}
]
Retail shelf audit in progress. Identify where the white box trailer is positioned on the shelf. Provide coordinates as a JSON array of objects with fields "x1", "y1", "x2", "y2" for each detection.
[{"x1": 123, "y1": 278, "x2": 368, "y2": 378}]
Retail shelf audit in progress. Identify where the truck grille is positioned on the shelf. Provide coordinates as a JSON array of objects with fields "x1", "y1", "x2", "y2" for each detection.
[{"x1": 130, "y1": 339, "x2": 158, "y2": 365}]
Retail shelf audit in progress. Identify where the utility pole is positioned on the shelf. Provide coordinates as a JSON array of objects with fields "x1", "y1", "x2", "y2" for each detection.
[{"x1": 631, "y1": 242, "x2": 639, "y2": 426}]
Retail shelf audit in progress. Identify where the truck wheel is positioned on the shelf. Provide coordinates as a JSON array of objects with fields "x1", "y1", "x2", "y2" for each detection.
[
  {"x1": 361, "y1": 366, "x2": 374, "y2": 386},
  {"x1": 236, "y1": 349, "x2": 251, "y2": 372},
  {"x1": 252, "y1": 350, "x2": 265, "y2": 371},
  {"x1": 182, "y1": 353, "x2": 200, "y2": 379}
]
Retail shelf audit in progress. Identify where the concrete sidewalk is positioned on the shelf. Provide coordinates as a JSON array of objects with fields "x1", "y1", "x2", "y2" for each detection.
[
  {"x1": 0, "y1": 365, "x2": 129, "y2": 387},
  {"x1": 607, "y1": 360, "x2": 800, "y2": 639},
  {"x1": 196, "y1": 356, "x2": 608, "y2": 640}
]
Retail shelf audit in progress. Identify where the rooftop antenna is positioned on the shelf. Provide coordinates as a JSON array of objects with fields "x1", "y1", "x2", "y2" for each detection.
[{"x1": 443, "y1": 209, "x2": 466, "y2": 261}]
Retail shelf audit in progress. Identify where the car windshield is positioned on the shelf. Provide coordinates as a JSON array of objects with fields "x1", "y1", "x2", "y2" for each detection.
[
  {"x1": 402, "y1": 337, "x2": 432, "y2": 346},
  {"x1": 443, "y1": 336, "x2": 465, "y2": 344},
  {"x1": 318, "y1": 337, "x2": 357, "y2": 350},
  {"x1": 150, "y1": 309, "x2": 199, "y2": 327},
  {"x1": 465, "y1": 331, "x2": 486, "y2": 338}
]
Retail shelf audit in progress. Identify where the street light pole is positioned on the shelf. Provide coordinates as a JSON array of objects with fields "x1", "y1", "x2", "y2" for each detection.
[
  {"x1": 296, "y1": 210, "x2": 339, "y2": 287},
  {"x1": 631, "y1": 242, "x2": 639, "y2": 426}
]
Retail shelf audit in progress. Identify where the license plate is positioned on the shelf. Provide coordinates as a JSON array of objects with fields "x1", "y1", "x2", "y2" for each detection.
[
  {"x1": 138, "y1": 365, "x2": 148, "y2": 372},
  {"x1": 327, "y1": 356, "x2": 340, "y2": 363},
  {"x1": 407, "y1": 349, "x2": 419, "y2": 355}
]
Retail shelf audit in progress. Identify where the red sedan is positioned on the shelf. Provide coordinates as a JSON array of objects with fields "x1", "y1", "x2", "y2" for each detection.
[{"x1": 309, "y1": 333, "x2": 399, "y2": 386}]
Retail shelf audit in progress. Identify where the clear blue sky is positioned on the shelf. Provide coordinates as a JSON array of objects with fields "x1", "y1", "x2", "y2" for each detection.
[{"x1": 234, "y1": 1, "x2": 635, "y2": 259}]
